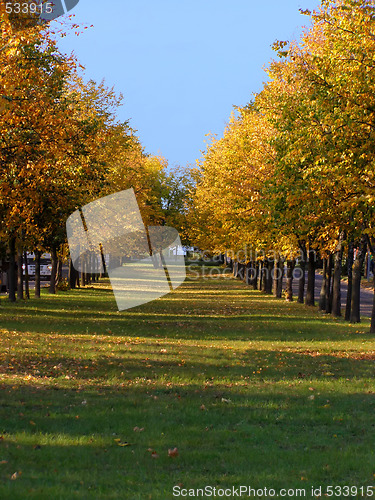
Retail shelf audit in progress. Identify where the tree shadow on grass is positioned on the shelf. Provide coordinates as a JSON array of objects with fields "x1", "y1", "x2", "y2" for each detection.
[
  {"x1": 2, "y1": 308, "x2": 373, "y2": 342},
  {"x1": 1, "y1": 275, "x2": 374, "y2": 342},
  {"x1": 0, "y1": 378, "x2": 374, "y2": 499},
  {"x1": 1, "y1": 349, "x2": 374, "y2": 386}
]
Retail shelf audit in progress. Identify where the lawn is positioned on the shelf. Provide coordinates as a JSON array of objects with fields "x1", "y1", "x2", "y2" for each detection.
[{"x1": 0, "y1": 267, "x2": 374, "y2": 499}]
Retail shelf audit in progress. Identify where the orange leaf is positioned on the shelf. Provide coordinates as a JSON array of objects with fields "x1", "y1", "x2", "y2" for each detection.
[{"x1": 168, "y1": 447, "x2": 179, "y2": 458}]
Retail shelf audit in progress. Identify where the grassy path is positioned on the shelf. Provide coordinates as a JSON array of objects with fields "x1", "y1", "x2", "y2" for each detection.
[{"x1": 0, "y1": 268, "x2": 374, "y2": 499}]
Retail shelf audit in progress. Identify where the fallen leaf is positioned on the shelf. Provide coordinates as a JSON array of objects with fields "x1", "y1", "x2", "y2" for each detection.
[
  {"x1": 0, "y1": 460, "x2": 8, "y2": 465},
  {"x1": 114, "y1": 438, "x2": 131, "y2": 446},
  {"x1": 168, "y1": 447, "x2": 179, "y2": 458},
  {"x1": 133, "y1": 427, "x2": 144, "y2": 432},
  {"x1": 11, "y1": 472, "x2": 20, "y2": 480},
  {"x1": 151, "y1": 451, "x2": 159, "y2": 459},
  {"x1": 200, "y1": 405, "x2": 207, "y2": 411}
]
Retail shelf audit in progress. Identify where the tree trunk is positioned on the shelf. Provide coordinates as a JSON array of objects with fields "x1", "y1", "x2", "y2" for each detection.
[
  {"x1": 273, "y1": 257, "x2": 284, "y2": 298},
  {"x1": 86, "y1": 253, "x2": 92, "y2": 284},
  {"x1": 238, "y1": 263, "x2": 245, "y2": 281},
  {"x1": 345, "y1": 241, "x2": 354, "y2": 321},
  {"x1": 305, "y1": 248, "x2": 316, "y2": 306},
  {"x1": 17, "y1": 249, "x2": 24, "y2": 300},
  {"x1": 252, "y1": 262, "x2": 259, "y2": 290},
  {"x1": 365, "y1": 236, "x2": 375, "y2": 333},
  {"x1": 56, "y1": 259, "x2": 63, "y2": 287},
  {"x1": 325, "y1": 254, "x2": 333, "y2": 314},
  {"x1": 261, "y1": 260, "x2": 267, "y2": 292},
  {"x1": 332, "y1": 233, "x2": 344, "y2": 317},
  {"x1": 23, "y1": 251, "x2": 30, "y2": 299},
  {"x1": 81, "y1": 258, "x2": 86, "y2": 286},
  {"x1": 277, "y1": 259, "x2": 284, "y2": 298},
  {"x1": 371, "y1": 272, "x2": 375, "y2": 333},
  {"x1": 298, "y1": 242, "x2": 307, "y2": 304},
  {"x1": 49, "y1": 246, "x2": 58, "y2": 294},
  {"x1": 319, "y1": 258, "x2": 327, "y2": 311},
  {"x1": 350, "y1": 236, "x2": 367, "y2": 323},
  {"x1": 35, "y1": 250, "x2": 41, "y2": 298},
  {"x1": 245, "y1": 262, "x2": 251, "y2": 286},
  {"x1": 286, "y1": 259, "x2": 295, "y2": 302},
  {"x1": 69, "y1": 258, "x2": 77, "y2": 289},
  {"x1": 265, "y1": 259, "x2": 273, "y2": 294},
  {"x1": 8, "y1": 238, "x2": 16, "y2": 302}
]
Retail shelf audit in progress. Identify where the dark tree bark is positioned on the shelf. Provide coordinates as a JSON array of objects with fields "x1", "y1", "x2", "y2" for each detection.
[
  {"x1": 364, "y1": 236, "x2": 375, "y2": 333},
  {"x1": 17, "y1": 249, "x2": 24, "y2": 300},
  {"x1": 265, "y1": 259, "x2": 273, "y2": 294},
  {"x1": 81, "y1": 253, "x2": 86, "y2": 287},
  {"x1": 69, "y1": 258, "x2": 77, "y2": 289},
  {"x1": 350, "y1": 236, "x2": 367, "y2": 323},
  {"x1": 35, "y1": 249, "x2": 41, "y2": 298},
  {"x1": 49, "y1": 246, "x2": 58, "y2": 294},
  {"x1": 56, "y1": 259, "x2": 63, "y2": 287},
  {"x1": 365, "y1": 236, "x2": 375, "y2": 333},
  {"x1": 371, "y1": 272, "x2": 375, "y2": 333},
  {"x1": 252, "y1": 262, "x2": 259, "y2": 290},
  {"x1": 23, "y1": 251, "x2": 30, "y2": 299},
  {"x1": 237, "y1": 263, "x2": 245, "y2": 281},
  {"x1": 345, "y1": 241, "x2": 354, "y2": 321},
  {"x1": 332, "y1": 233, "x2": 344, "y2": 317},
  {"x1": 298, "y1": 241, "x2": 307, "y2": 304},
  {"x1": 245, "y1": 262, "x2": 252, "y2": 286},
  {"x1": 8, "y1": 238, "x2": 16, "y2": 302},
  {"x1": 226, "y1": 257, "x2": 233, "y2": 272},
  {"x1": 325, "y1": 253, "x2": 333, "y2": 314},
  {"x1": 319, "y1": 258, "x2": 327, "y2": 311},
  {"x1": 286, "y1": 259, "x2": 295, "y2": 302},
  {"x1": 273, "y1": 257, "x2": 284, "y2": 298},
  {"x1": 261, "y1": 260, "x2": 267, "y2": 292},
  {"x1": 305, "y1": 248, "x2": 316, "y2": 306},
  {"x1": 273, "y1": 258, "x2": 278, "y2": 297},
  {"x1": 259, "y1": 261, "x2": 264, "y2": 291}
]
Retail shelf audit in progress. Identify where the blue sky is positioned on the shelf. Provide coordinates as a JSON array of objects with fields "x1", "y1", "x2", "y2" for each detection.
[{"x1": 56, "y1": 0, "x2": 321, "y2": 168}]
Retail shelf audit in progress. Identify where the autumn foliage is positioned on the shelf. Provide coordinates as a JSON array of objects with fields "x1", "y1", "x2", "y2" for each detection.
[
  {"x1": 0, "y1": 11, "x2": 188, "y2": 300},
  {"x1": 191, "y1": 0, "x2": 375, "y2": 329}
]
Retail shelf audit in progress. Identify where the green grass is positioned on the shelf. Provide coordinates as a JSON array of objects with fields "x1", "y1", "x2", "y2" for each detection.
[{"x1": 0, "y1": 267, "x2": 374, "y2": 499}]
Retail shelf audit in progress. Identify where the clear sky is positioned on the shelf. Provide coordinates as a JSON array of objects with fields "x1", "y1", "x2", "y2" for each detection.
[{"x1": 56, "y1": 0, "x2": 321, "y2": 168}]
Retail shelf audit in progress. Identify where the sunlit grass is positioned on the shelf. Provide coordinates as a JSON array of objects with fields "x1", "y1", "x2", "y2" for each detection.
[{"x1": 0, "y1": 267, "x2": 374, "y2": 499}]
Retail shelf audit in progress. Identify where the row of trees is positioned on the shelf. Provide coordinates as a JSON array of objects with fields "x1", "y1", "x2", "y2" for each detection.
[
  {"x1": 0, "y1": 9, "x2": 188, "y2": 301},
  {"x1": 190, "y1": 0, "x2": 375, "y2": 331}
]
